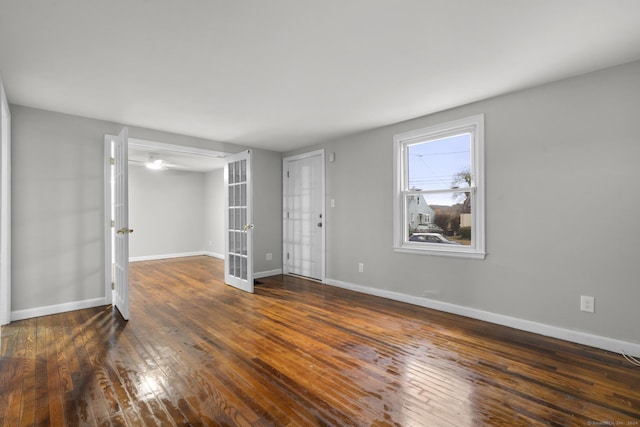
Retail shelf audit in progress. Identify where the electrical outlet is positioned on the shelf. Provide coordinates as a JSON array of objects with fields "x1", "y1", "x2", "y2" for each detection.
[
  {"x1": 266, "y1": 253, "x2": 272, "y2": 261},
  {"x1": 580, "y1": 295, "x2": 595, "y2": 313},
  {"x1": 358, "y1": 262, "x2": 364, "y2": 273}
]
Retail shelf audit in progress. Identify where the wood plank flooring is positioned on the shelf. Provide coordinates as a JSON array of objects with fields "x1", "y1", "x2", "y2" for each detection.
[{"x1": 1, "y1": 256, "x2": 639, "y2": 426}]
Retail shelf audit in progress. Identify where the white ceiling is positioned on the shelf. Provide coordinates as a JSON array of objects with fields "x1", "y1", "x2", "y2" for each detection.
[{"x1": 1, "y1": 1, "x2": 640, "y2": 153}]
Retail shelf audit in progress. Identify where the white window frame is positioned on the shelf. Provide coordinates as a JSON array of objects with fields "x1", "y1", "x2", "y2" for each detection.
[{"x1": 393, "y1": 114, "x2": 486, "y2": 259}]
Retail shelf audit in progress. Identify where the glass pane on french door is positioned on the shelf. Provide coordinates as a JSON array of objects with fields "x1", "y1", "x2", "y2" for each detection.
[{"x1": 228, "y1": 158, "x2": 248, "y2": 280}]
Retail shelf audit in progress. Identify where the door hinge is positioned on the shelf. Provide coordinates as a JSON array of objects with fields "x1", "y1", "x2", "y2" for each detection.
[
  {"x1": 286, "y1": 170, "x2": 289, "y2": 178},
  {"x1": 287, "y1": 252, "x2": 290, "y2": 260},
  {"x1": 111, "y1": 282, "x2": 115, "y2": 290},
  {"x1": 111, "y1": 220, "x2": 115, "y2": 228},
  {"x1": 110, "y1": 157, "x2": 115, "y2": 166},
  {"x1": 287, "y1": 211, "x2": 290, "y2": 219}
]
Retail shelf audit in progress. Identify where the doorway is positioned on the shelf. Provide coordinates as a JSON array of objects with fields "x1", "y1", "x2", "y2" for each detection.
[
  {"x1": 126, "y1": 138, "x2": 228, "y2": 261},
  {"x1": 283, "y1": 150, "x2": 325, "y2": 281},
  {"x1": 104, "y1": 136, "x2": 232, "y2": 317}
]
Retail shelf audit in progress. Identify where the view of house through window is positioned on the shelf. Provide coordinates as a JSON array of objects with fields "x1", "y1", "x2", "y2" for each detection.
[
  {"x1": 407, "y1": 133, "x2": 472, "y2": 246},
  {"x1": 394, "y1": 114, "x2": 485, "y2": 258}
]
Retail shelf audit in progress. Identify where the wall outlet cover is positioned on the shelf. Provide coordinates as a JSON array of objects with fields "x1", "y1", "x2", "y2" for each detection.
[{"x1": 580, "y1": 295, "x2": 595, "y2": 313}]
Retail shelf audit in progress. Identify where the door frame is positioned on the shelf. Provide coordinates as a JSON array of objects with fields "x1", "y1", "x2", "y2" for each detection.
[
  {"x1": 103, "y1": 136, "x2": 113, "y2": 305},
  {"x1": 128, "y1": 137, "x2": 229, "y2": 159},
  {"x1": 103, "y1": 136, "x2": 230, "y2": 303},
  {"x1": 282, "y1": 149, "x2": 326, "y2": 282},
  {"x1": 0, "y1": 76, "x2": 11, "y2": 325}
]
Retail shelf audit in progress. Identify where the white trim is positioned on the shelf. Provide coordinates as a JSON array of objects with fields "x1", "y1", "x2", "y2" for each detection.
[
  {"x1": 283, "y1": 149, "x2": 325, "y2": 163},
  {"x1": 130, "y1": 251, "x2": 208, "y2": 262},
  {"x1": 131, "y1": 252, "x2": 225, "y2": 261},
  {"x1": 282, "y1": 149, "x2": 326, "y2": 281},
  {"x1": 254, "y1": 269, "x2": 283, "y2": 279},
  {"x1": 0, "y1": 75, "x2": 11, "y2": 325},
  {"x1": 325, "y1": 278, "x2": 640, "y2": 357},
  {"x1": 103, "y1": 136, "x2": 113, "y2": 305},
  {"x1": 394, "y1": 247, "x2": 487, "y2": 259},
  {"x1": 11, "y1": 297, "x2": 109, "y2": 322},
  {"x1": 393, "y1": 114, "x2": 485, "y2": 259},
  {"x1": 204, "y1": 251, "x2": 225, "y2": 259},
  {"x1": 129, "y1": 138, "x2": 228, "y2": 158}
]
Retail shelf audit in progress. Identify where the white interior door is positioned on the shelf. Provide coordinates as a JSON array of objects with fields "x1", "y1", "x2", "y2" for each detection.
[
  {"x1": 0, "y1": 77, "x2": 11, "y2": 325},
  {"x1": 113, "y1": 128, "x2": 132, "y2": 319},
  {"x1": 284, "y1": 151, "x2": 324, "y2": 281},
  {"x1": 224, "y1": 150, "x2": 253, "y2": 293}
]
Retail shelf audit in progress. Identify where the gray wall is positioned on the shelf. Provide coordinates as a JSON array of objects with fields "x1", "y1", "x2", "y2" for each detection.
[
  {"x1": 11, "y1": 105, "x2": 282, "y2": 313},
  {"x1": 204, "y1": 168, "x2": 225, "y2": 257},
  {"x1": 286, "y1": 60, "x2": 640, "y2": 345},
  {"x1": 252, "y1": 148, "x2": 283, "y2": 274},
  {"x1": 129, "y1": 165, "x2": 206, "y2": 258},
  {"x1": 12, "y1": 106, "x2": 114, "y2": 311},
  {"x1": 11, "y1": 60, "x2": 638, "y2": 345}
]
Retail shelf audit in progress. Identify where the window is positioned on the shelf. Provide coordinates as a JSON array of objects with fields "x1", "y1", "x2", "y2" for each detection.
[{"x1": 393, "y1": 114, "x2": 485, "y2": 258}]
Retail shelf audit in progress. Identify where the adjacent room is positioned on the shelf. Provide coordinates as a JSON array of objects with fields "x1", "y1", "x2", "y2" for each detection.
[
  {"x1": 1, "y1": 1, "x2": 639, "y2": 425},
  {"x1": 126, "y1": 141, "x2": 227, "y2": 261}
]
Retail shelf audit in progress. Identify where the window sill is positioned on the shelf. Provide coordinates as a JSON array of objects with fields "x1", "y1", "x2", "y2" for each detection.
[{"x1": 394, "y1": 245, "x2": 486, "y2": 259}]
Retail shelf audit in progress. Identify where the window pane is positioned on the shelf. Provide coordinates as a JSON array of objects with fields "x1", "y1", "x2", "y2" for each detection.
[
  {"x1": 406, "y1": 191, "x2": 471, "y2": 246},
  {"x1": 241, "y1": 256, "x2": 247, "y2": 280},
  {"x1": 228, "y1": 254, "x2": 235, "y2": 275},
  {"x1": 407, "y1": 133, "x2": 471, "y2": 191},
  {"x1": 240, "y1": 183, "x2": 246, "y2": 206},
  {"x1": 228, "y1": 162, "x2": 235, "y2": 184},
  {"x1": 394, "y1": 114, "x2": 483, "y2": 257},
  {"x1": 229, "y1": 231, "x2": 235, "y2": 253},
  {"x1": 228, "y1": 183, "x2": 234, "y2": 206}
]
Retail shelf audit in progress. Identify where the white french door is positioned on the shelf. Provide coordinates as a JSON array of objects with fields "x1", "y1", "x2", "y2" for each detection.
[
  {"x1": 283, "y1": 150, "x2": 325, "y2": 281},
  {"x1": 112, "y1": 128, "x2": 132, "y2": 319},
  {"x1": 0, "y1": 77, "x2": 10, "y2": 326},
  {"x1": 224, "y1": 150, "x2": 254, "y2": 293}
]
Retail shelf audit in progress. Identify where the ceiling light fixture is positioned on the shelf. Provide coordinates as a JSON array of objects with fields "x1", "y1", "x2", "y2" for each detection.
[{"x1": 146, "y1": 153, "x2": 166, "y2": 170}]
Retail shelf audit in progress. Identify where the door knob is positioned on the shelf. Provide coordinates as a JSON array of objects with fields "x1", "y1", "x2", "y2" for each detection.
[
  {"x1": 317, "y1": 222, "x2": 323, "y2": 227},
  {"x1": 242, "y1": 224, "x2": 255, "y2": 232},
  {"x1": 116, "y1": 228, "x2": 134, "y2": 234}
]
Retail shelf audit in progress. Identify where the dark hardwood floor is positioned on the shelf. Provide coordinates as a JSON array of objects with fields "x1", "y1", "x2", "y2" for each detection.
[{"x1": 1, "y1": 256, "x2": 639, "y2": 426}]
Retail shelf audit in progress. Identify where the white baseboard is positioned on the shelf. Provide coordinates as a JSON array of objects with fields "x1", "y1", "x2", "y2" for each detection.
[
  {"x1": 255, "y1": 268, "x2": 283, "y2": 279},
  {"x1": 325, "y1": 278, "x2": 640, "y2": 357},
  {"x1": 130, "y1": 252, "x2": 279, "y2": 279},
  {"x1": 11, "y1": 297, "x2": 108, "y2": 322},
  {"x1": 130, "y1": 251, "x2": 225, "y2": 262},
  {"x1": 130, "y1": 251, "x2": 207, "y2": 262},
  {"x1": 203, "y1": 252, "x2": 225, "y2": 259}
]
